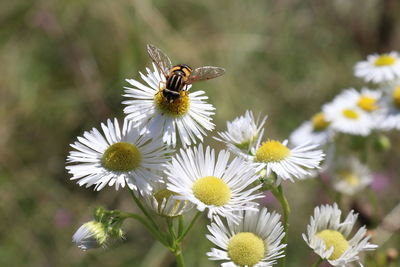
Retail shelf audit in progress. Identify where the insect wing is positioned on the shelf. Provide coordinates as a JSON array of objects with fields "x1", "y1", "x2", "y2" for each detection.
[
  {"x1": 187, "y1": 66, "x2": 225, "y2": 84},
  {"x1": 146, "y1": 44, "x2": 173, "y2": 76}
]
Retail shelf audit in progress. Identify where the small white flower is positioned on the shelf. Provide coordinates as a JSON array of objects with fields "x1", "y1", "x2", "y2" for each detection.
[
  {"x1": 66, "y1": 118, "x2": 172, "y2": 191},
  {"x1": 354, "y1": 52, "x2": 400, "y2": 84},
  {"x1": 123, "y1": 64, "x2": 215, "y2": 147},
  {"x1": 206, "y1": 207, "x2": 286, "y2": 267},
  {"x1": 290, "y1": 112, "x2": 333, "y2": 147},
  {"x1": 323, "y1": 92, "x2": 374, "y2": 136},
  {"x1": 166, "y1": 145, "x2": 263, "y2": 224},
  {"x1": 73, "y1": 221, "x2": 107, "y2": 250},
  {"x1": 331, "y1": 157, "x2": 373, "y2": 196},
  {"x1": 342, "y1": 88, "x2": 382, "y2": 113},
  {"x1": 303, "y1": 203, "x2": 377, "y2": 266},
  {"x1": 141, "y1": 179, "x2": 194, "y2": 217},
  {"x1": 244, "y1": 139, "x2": 324, "y2": 183},
  {"x1": 379, "y1": 84, "x2": 400, "y2": 130},
  {"x1": 215, "y1": 110, "x2": 267, "y2": 155}
]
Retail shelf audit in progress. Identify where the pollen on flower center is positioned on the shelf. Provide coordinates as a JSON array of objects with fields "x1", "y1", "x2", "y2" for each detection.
[
  {"x1": 374, "y1": 54, "x2": 396, "y2": 66},
  {"x1": 342, "y1": 109, "x2": 359, "y2": 120},
  {"x1": 392, "y1": 86, "x2": 400, "y2": 109},
  {"x1": 312, "y1": 112, "x2": 330, "y2": 131},
  {"x1": 228, "y1": 232, "x2": 266, "y2": 266},
  {"x1": 255, "y1": 140, "x2": 290, "y2": 162},
  {"x1": 357, "y1": 96, "x2": 378, "y2": 112},
  {"x1": 316, "y1": 229, "x2": 350, "y2": 260},
  {"x1": 154, "y1": 90, "x2": 190, "y2": 116},
  {"x1": 192, "y1": 176, "x2": 231, "y2": 206},
  {"x1": 101, "y1": 142, "x2": 141, "y2": 172}
]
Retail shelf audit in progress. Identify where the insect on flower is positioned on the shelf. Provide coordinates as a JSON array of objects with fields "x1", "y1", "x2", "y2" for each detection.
[{"x1": 147, "y1": 44, "x2": 225, "y2": 102}]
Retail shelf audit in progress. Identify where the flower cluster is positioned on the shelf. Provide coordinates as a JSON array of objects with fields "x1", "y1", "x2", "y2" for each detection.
[
  {"x1": 65, "y1": 45, "x2": 384, "y2": 267},
  {"x1": 290, "y1": 51, "x2": 400, "y2": 146},
  {"x1": 287, "y1": 52, "x2": 400, "y2": 197}
]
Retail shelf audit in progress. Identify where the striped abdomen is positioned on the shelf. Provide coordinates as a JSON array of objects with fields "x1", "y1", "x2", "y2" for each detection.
[
  {"x1": 166, "y1": 73, "x2": 185, "y2": 92},
  {"x1": 166, "y1": 64, "x2": 192, "y2": 92}
]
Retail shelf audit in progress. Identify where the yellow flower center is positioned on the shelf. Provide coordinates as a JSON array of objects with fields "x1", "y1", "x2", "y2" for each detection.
[
  {"x1": 192, "y1": 176, "x2": 231, "y2": 206},
  {"x1": 311, "y1": 112, "x2": 330, "y2": 131},
  {"x1": 374, "y1": 54, "x2": 396, "y2": 66},
  {"x1": 316, "y1": 229, "x2": 350, "y2": 260},
  {"x1": 338, "y1": 171, "x2": 360, "y2": 186},
  {"x1": 342, "y1": 109, "x2": 359, "y2": 120},
  {"x1": 228, "y1": 232, "x2": 266, "y2": 266},
  {"x1": 392, "y1": 86, "x2": 400, "y2": 109},
  {"x1": 255, "y1": 140, "x2": 290, "y2": 163},
  {"x1": 101, "y1": 142, "x2": 141, "y2": 172},
  {"x1": 357, "y1": 96, "x2": 378, "y2": 112},
  {"x1": 154, "y1": 90, "x2": 190, "y2": 116}
]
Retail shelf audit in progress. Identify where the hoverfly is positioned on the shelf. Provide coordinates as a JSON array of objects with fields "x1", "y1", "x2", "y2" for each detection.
[{"x1": 147, "y1": 44, "x2": 225, "y2": 102}]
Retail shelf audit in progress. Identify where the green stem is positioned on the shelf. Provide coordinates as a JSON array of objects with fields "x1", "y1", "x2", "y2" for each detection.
[
  {"x1": 167, "y1": 218, "x2": 176, "y2": 238},
  {"x1": 128, "y1": 188, "x2": 159, "y2": 230},
  {"x1": 272, "y1": 185, "x2": 290, "y2": 267},
  {"x1": 127, "y1": 189, "x2": 168, "y2": 246},
  {"x1": 311, "y1": 257, "x2": 323, "y2": 267},
  {"x1": 173, "y1": 243, "x2": 185, "y2": 267},
  {"x1": 166, "y1": 218, "x2": 176, "y2": 248},
  {"x1": 178, "y1": 215, "x2": 184, "y2": 237},
  {"x1": 118, "y1": 211, "x2": 168, "y2": 246},
  {"x1": 177, "y1": 212, "x2": 201, "y2": 242}
]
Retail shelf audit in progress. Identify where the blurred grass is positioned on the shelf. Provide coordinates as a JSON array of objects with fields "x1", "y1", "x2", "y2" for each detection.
[{"x1": 1, "y1": 0, "x2": 400, "y2": 266}]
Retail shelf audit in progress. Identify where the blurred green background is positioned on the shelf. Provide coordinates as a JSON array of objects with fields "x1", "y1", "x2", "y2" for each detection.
[{"x1": 1, "y1": 0, "x2": 399, "y2": 266}]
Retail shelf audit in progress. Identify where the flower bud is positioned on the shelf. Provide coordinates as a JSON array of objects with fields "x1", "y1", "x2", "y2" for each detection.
[{"x1": 72, "y1": 221, "x2": 107, "y2": 250}]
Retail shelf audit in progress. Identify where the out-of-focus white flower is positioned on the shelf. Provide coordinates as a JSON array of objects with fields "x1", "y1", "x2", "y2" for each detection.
[
  {"x1": 354, "y1": 52, "x2": 400, "y2": 84},
  {"x1": 323, "y1": 92, "x2": 374, "y2": 136},
  {"x1": 331, "y1": 157, "x2": 373, "y2": 195},
  {"x1": 290, "y1": 112, "x2": 333, "y2": 147},
  {"x1": 379, "y1": 84, "x2": 400, "y2": 130}
]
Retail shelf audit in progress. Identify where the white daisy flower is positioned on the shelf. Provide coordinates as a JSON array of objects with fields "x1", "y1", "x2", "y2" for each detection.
[
  {"x1": 243, "y1": 138, "x2": 324, "y2": 183},
  {"x1": 290, "y1": 112, "x2": 333, "y2": 147},
  {"x1": 165, "y1": 145, "x2": 263, "y2": 224},
  {"x1": 206, "y1": 207, "x2": 286, "y2": 267},
  {"x1": 303, "y1": 203, "x2": 377, "y2": 266},
  {"x1": 73, "y1": 221, "x2": 107, "y2": 250},
  {"x1": 354, "y1": 52, "x2": 400, "y2": 84},
  {"x1": 323, "y1": 92, "x2": 374, "y2": 136},
  {"x1": 66, "y1": 118, "x2": 172, "y2": 191},
  {"x1": 331, "y1": 157, "x2": 373, "y2": 196},
  {"x1": 379, "y1": 84, "x2": 400, "y2": 130},
  {"x1": 123, "y1": 64, "x2": 215, "y2": 147},
  {"x1": 341, "y1": 88, "x2": 382, "y2": 113},
  {"x1": 141, "y1": 179, "x2": 194, "y2": 217},
  {"x1": 215, "y1": 110, "x2": 267, "y2": 155}
]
